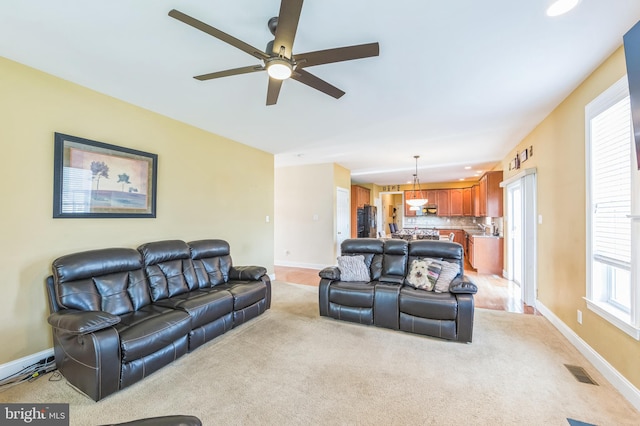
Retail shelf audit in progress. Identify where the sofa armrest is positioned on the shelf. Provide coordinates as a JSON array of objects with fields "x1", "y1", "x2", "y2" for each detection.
[
  {"x1": 319, "y1": 266, "x2": 340, "y2": 281},
  {"x1": 48, "y1": 310, "x2": 120, "y2": 335},
  {"x1": 229, "y1": 265, "x2": 267, "y2": 281},
  {"x1": 449, "y1": 276, "x2": 478, "y2": 294}
]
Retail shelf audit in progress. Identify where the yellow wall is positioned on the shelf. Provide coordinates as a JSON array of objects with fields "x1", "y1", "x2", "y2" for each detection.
[
  {"x1": 501, "y1": 46, "x2": 640, "y2": 389},
  {"x1": 0, "y1": 57, "x2": 274, "y2": 364}
]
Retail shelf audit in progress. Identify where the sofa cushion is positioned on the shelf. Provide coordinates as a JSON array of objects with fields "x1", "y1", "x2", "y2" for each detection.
[
  {"x1": 406, "y1": 259, "x2": 436, "y2": 291},
  {"x1": 215, "y1": 281, "x2": 267, "y2": 310},
  {"x1": 399, "y1": 288, "x2": 458, "y2": 320},
  {"x1": 52, "y1": 248, "x2": 152, "y2": 315},
  {"x1": 189, "y1": 240, "x2": 232, "y2": 287},
  {"x1": 329, "y1": 282, "x2": 375, "y2": 308},
  {"x1": 337, "y1": 255, "x2": 370, "y2": 282},
  {"x1": 115, "y1": 305, "x2": 192, "y2": 362},
  {"x1": 138, "y1": 240, "x2": 198, "y2": 301},
  {"x1": 153, "y1": 289, "x2": 234, "y2": 329},
  {"x1": 434, "y1": 261, "x2": 460, "y2": 293}
]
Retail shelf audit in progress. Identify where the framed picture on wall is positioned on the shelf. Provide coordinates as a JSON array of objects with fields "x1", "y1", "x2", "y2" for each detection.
[{"x1": 53, "y1": 133, "x2": 158, "y2": 218}]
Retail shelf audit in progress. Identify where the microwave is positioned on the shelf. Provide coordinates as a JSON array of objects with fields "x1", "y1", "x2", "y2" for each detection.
[{"x1": 417, "y1": 205, "x2": 437, "y2": 216}]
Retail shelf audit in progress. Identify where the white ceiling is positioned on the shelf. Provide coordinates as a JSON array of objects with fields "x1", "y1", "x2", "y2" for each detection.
[{"x1": 2, "y1": 0, "x2": 640, "y2": 185}]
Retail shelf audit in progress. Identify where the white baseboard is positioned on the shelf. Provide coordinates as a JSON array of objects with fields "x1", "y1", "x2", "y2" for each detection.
[
  {"x1": 274, "y1": 260, "x2": 328, "y2": 270},
  {"x1": 536, "y1": 301, "x2": 640, "y2": 411},
  {"x1": 0, "y1": 348, "x2": 55, "y2": 382}
]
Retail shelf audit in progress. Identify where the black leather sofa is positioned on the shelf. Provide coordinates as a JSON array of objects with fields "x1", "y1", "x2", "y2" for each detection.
[
  {"x1": 318, "y1": 238, "x2": 477, "y2": 342},
  {"x1": 46, "y1": 239, "x2": 270, "y2": 401}
]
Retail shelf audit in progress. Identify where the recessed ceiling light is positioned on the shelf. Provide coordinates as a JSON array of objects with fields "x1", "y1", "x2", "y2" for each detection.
[
  {"x1": 464, "y1": 166, "x2": 471, "y2": 170},
  {"x1": 459, "y1": 178, "x2": 465, "y2": 181},
  {"x1": 476, "y1": 170, "x2": 483, "y2": 174},
  {"x1": 546, "y1": 0, "x2": 581, "y2": 17}
]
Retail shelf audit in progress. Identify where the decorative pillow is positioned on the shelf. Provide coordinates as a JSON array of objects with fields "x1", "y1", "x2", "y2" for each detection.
[
  {"x1": 337, "y1": 255, "x2": 370, "y2": 282},
  {"x1": 434, "y1": 261, "x2": 461, "y2": 293},
  {"x1": 406, "y1": 259, "x2": 441, "y2": 291}
]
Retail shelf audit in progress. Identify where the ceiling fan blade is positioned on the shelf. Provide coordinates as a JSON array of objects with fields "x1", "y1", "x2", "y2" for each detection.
[
  {"x1": 194, "y1": 65, "x2": 264, "y2": 81},
  {"x1": 169, "y1": 9, "x2": 269, "y2": 61},
  {"x1": 272, "y1": 0, "x2": 303, "y2": 58},
  {"x1": 291, "y1": 69, "x2": 345, "y2": 99},
  {"x1": 295, "y1": 42, "x2": 380, "y2": 69},
  {"x1": 266, "y1": 78, "x2": 284, "y2": 105}
]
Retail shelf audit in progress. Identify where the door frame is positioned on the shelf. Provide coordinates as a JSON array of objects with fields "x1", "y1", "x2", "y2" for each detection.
[
  {"x1": 336, "y1": 187, "x2": 350, "y2": 257},
  {"x1": 501, "y1": 168, "x2": 538, "y2": 306}
]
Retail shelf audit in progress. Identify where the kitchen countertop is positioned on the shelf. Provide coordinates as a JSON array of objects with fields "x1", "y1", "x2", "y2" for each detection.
[{"x1": 411, "y1": 227, "x2": 502, "y2": 238}]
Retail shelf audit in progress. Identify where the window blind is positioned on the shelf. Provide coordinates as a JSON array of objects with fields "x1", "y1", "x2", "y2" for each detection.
[{"x1": 590, "y1": 96, "x2": 632, "y2": 266}]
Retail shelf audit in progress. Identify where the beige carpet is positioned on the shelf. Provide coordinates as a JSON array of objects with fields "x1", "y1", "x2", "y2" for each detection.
[{"x1": 1, "y1": 281, "x2": 638, "y2": 425}]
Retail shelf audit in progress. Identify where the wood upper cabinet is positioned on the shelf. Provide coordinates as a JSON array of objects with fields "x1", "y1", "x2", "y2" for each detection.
[
  {"x1": 485, "y1": 171, "x2": 504, "y2": 217},
  {"x1": 478, "y1": 175, "x2": 487, "y2": 217},
  {"x1": 449, "y1": 188, "x2": 464, "y2": 216},
  {"x1": 426, "y1": 190, "x2": 438, "y2": 206},
  {"x1": 352, "y1": 185, "x2": 370, "y2": 208},
  {"x1": 462, "y1": 187, "x2": 472, "y2": 216},
  {"x1": 471, "y1": 184, "x2": 479, "y2": 217},
  {"x1": 436, "y1": 189, "x2": 450, "y2": 217},
  {"x1": 351, "y1": 185, "x2": 371, "y2": 237},
  {"x1": 477, "y1": 171, "x2": 503, "y2": 218}
]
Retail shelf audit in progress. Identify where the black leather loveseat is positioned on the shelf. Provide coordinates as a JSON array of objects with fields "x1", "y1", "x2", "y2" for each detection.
[
  {"x1": 319, "y1": 238, "x2": 477, "y2": 342},
  {"x1": 46, "y1": 239, "x2": 270, "y2": 401}
]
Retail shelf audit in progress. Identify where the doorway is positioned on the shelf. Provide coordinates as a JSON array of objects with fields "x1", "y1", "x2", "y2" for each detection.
[
  {"x1": 507, "y1": 180, "x2": 523, "y2": 285},
  {"x1": 504, "y1": 170, "x2": 537, "y2": 306},
  {"x1": 379, "y1": 192, "x2": 403, "y2": 236}
]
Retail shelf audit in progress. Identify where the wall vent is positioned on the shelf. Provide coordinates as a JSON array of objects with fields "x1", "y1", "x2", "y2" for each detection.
[{"x1": 564, "y1": 364, "x2": 598, "y2": 385}]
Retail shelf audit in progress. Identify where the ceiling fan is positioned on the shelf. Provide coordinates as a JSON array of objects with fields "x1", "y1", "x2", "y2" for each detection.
[{"x1": 168, "y1": 0, "x2": 379, "y2": 105}]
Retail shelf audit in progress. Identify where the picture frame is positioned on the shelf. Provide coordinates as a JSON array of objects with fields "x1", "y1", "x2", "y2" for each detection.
[
  {"x1": 520, "y1": 149, "x2": 529, "y2": 163},
  {"x1": 53, "y1": 133, "x2": 158, "y2": 218}
]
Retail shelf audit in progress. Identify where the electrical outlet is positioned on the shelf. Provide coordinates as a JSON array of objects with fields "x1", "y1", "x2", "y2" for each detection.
[{"x1": 577, "y1": 310, "x2": 582, "y2": 324}]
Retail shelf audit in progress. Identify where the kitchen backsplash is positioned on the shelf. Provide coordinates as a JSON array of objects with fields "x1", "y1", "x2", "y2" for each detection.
[{"x1": 401, "y1": 215, "x2": 504, "y2": 235}]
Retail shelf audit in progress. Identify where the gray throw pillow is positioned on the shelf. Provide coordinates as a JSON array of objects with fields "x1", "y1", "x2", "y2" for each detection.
[
  {"x1": 434, "y1": 261, "x2": 461, "y2": 293},
  {"x1": 337, "y1": 255, "x2": 370, "y2": 282}
]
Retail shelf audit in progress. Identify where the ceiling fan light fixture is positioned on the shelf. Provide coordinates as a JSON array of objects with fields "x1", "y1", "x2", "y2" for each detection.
[
  {"x1": 546, "y1": 0, "x2": 581, "y2": 17},
  {"x1": 266, "y1": 58, "x2": 293, "y2": 80}
]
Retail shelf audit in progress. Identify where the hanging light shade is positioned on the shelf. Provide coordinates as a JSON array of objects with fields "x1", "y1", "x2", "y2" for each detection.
[{"x1": 406, "y1": 155, "x2": 428, "y2": 207}]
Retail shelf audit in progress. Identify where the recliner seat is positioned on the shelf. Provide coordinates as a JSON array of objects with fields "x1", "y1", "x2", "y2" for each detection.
[{"x1": 319, "y1": 238, "x2": 477, "y2": 343}]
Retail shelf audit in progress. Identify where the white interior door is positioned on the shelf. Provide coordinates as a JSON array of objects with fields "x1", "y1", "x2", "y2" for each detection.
[
  {"x1": 507, "y1": 181, "x2": 523, "y2": 285},
  {"x1": 336, "y1": 187, "x2": 350, "y2": 256},
  {"x1": 504, "y1": 170, "x2": 537, "y2": 306}
]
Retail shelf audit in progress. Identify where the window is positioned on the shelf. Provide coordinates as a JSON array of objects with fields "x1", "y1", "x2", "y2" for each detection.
[{"x1": 585, "y1": 76, "x2": 639, "y2": 339}]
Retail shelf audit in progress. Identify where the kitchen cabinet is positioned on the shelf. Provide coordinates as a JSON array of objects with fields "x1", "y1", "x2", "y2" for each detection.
[
  {"x1": 351, "y1": 185, "x2": 371, "y2": 237},
  {"x1": 462, "y1": 187, "x2": 472, "y2": 216},
  {"x1": 426, "y1": 190, "x2": 438, "y2": 206},
  {"x1": 449, "y1": 188, "x2": 464, "y2": 216},
  {"x1": 467, "y1": 236, "x2": 474, "y2": 266},
  {"x1": 477, "y1": 171, "x2": 503, "y2": 218},
  {"x1": 485, "y1": 171, "x2": 504, "y2": 217},
  {"x1": 436, "y1": 190, "x2": 450, "y2": 217},
  {"x1": 471, "y1": 185, "x2": 479, "y2": 217},
  {"x1": 478, "y1": 176, "x2": 487, "y2": 216},
  {"x1": 467, "y1": 235, "x2": 503, "y2": 275}
]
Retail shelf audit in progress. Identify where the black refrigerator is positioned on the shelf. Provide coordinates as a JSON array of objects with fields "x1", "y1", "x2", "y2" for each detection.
[{"x1": 357, "y1": 205, "x2": 377, "y2": 238}]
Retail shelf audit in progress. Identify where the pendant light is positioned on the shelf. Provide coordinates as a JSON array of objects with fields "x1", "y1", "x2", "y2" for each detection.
[{"x1": 406, "y1": 155, "x2": 428, "y2": 207}]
